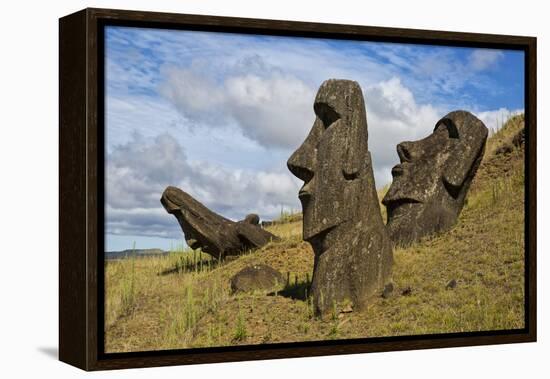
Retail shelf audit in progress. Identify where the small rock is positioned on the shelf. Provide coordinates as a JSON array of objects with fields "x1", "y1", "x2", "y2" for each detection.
[
  {"x1": 512, "y1": 128, "x2": 525, "y2": 148},
  {"x1": 401, "y1": 286, "x2": 413, "y2": 296},
  {"x1": 230, "y1": 264, "x2": 284, "y2": 293},
  {"x1": 495, "y1": 143, "x2": 514, "y2": 155},
  {"x1": 338, "y1": 313, "x2": 345, "y2": 319},
  {"x1": 382, "y1": 283, "x2": 394, "y2": 298},
  {"x1": 446, "y1": 279, "x2": 457, "y2": 290},
  {"x1": 341, "y1": 303, "x2": 353, "y2": 313}
]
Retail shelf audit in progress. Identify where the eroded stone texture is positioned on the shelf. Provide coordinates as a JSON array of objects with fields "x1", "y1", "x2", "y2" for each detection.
[
  {"x1": 382, "y1": 110, "x2": 488, "y2": 246},
  {"x1": 161, "y1": 186, "x2": 279, "y2": 259},
  {"x1": 243, "y1": 213, "x2": 260, "y2": 225},
  {"x1": 287, "y1": 79, "x2": 393, "y2": 315}
]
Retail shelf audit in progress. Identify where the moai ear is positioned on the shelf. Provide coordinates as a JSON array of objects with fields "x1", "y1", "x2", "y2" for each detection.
[
  {"x1": 442, "y1": 118, "x2": 488, "y2": 193},
  {"x1": 342, "y1": 93, "x2": 368, "y2": 180}
]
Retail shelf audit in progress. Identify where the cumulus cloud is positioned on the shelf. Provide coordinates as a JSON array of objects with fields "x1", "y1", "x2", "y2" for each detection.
[
  {"x1": 106, "y1": 133, "x2": 192, "y2": 210},
  {"x1": 160, "y1": 59, "x2": 315, "y2": 149},
  {"x1": 106, "y1": 133, "x2": 301, "y2": 239}
]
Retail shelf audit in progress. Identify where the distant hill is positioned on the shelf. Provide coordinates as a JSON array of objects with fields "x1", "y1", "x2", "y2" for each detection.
[{"x1": 106, "y1": 248, "x2": 168, "y2": 260}]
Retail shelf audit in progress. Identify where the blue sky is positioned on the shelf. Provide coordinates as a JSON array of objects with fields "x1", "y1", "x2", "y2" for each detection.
[{"x1": 104, "y1": 26, "x2": 524, "y2": 252}]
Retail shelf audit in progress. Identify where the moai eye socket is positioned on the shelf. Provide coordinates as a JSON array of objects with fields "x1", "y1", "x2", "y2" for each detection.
[
  {"x1": 435, "y1": 117, "x2": 459, "y2": 139},
  {"x1": 314, "y1": 102, "x2": 340, "y2": 129}
]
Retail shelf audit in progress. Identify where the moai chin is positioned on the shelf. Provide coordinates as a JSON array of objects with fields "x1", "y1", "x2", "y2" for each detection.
[
  {"x1": 287, "y1": 79, "x2": 393, "y2": 315},
  {"x1": 382, "y1": 110, "x2": 489, "y2": 246}
]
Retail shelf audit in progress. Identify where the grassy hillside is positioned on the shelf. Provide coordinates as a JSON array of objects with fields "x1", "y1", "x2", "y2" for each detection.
[{"x1": 104, "y1": 115, "x2": 525, "y2": 353}]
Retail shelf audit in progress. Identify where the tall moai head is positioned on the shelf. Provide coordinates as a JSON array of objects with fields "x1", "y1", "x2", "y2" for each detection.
[
  {"x1": 287, "y1": 79, "x2": 392, "y2": 314},
  {"x1": 382, "y1": 110, "x2": 489, "y2": 246},
  {"x1": 287, "y1": 79, "x2": 372, "y2": 243}
]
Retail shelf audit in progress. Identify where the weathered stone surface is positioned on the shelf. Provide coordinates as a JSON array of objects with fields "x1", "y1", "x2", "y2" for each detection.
[
  {"x1": 287, "y1": 79, "x2": 393, "y2": 315},
  {"x1": 161, "y1": 186, "x2": 279, "y2": 259},
  {"x1": 382, "y1": 110, "x2": 488, "y2": 246},
  {"x1": 243, "y1": 213, "x2": 260, "y2": 225},
  {"x1": 230, "y1": 264, "x2": 284, "y2": 293}
]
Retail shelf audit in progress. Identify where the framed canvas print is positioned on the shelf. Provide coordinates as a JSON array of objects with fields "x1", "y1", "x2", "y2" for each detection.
[{"x1": 59, "y1": 8, "x2": 536, "y2": 371}]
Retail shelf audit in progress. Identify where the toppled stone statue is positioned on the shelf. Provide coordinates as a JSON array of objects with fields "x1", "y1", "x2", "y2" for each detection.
[
  {"x1": 382, "y1": 110, "x2": 488, "y2": 246},
  {"x1": 287, "y1": 79, "x2": 393, "y2": 315},
  {"x1": 230, "y1": 264, "x2": 284, "y2": 293},
  {"x1": 161, "y1": 186, "x2": 279, "y2": 259}
]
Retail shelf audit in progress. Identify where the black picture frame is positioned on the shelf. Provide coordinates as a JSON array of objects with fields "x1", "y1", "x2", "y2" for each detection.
[{"x1": 59, "y1": 7, "x2": 537, "y2": 371}]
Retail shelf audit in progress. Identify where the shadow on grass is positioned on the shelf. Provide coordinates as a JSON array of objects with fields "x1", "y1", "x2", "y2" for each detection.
[{"x1": 268, "y1": 281, "x2": 311, "y2": 301}]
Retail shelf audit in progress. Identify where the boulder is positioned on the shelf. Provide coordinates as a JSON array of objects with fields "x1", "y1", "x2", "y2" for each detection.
[{"x1": 230, "y1": 264, "x2": 284, "y2": 293}]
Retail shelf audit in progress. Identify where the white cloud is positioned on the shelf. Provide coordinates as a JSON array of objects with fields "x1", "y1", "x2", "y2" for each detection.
[
  {"x1": 161, "y1": 62, "x2": 315, "y2": 149},
  {"x1": 469, "y1": 49, "x2": 504, "y2": 71},
  {"x1": 474, "y1": 107, "x2": 524, "y2": 133},
  {"x1": 159, "y1": 64, "x2": 225, "y2": 123}
]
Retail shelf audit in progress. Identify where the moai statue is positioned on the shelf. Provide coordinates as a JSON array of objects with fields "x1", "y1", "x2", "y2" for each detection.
[
  {"x1": 382, "y1": 110, "x2": 488, "y2": 246},
  {"x1": 287, "y1": 79, "x2": 393, "y2": 315},
  {"x1": 161, "y1": 186, "x2": 278, "y2": 259}
]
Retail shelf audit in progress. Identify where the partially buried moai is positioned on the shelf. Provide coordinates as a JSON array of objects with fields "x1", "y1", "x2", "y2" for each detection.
[
  {"x1": 382, "y1": 110, "x2": 488, "y2": 246},
  {"x1": 287, "y1": 79, "x2": 393, "y2": 315}
]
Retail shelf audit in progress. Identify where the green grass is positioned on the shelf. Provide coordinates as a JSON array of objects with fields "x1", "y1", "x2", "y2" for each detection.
[
  {"x1": 232, "y1": 303, "x2": 248, "y2": 342},
  {"x1": 104, "y1": 115, "x2": 525, "y2": 352}
]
